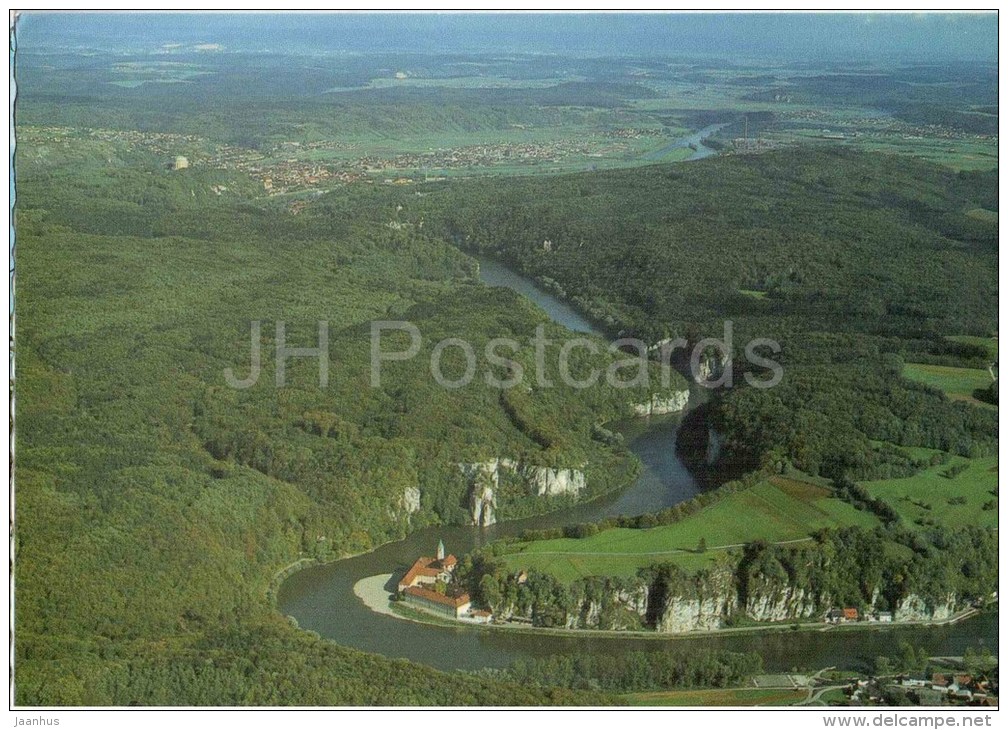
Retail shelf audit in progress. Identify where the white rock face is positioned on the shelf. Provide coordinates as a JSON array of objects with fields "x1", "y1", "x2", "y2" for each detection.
[
  {"x1": 525, "y1": 466, "x2": 586, "y2": 497},
  {"x1": 469, "y1": 483, "x2": 496, "y2": 526},
  {"x1": 655, "y1": 569, "x2": 736, "y2": 632},
  {"x1": 632, "y1": 390, "x2": 690, "y2": 416},
  {"x1": 564, "y1": 585, "x2": 649, "y2": 630},
  {"x1": 656, "y1": 595, "x2": 732, "y2": 632},
  {"x1": 616, "y1": 586, "x2": 649, "y2": 617},
  {"x1": 459, "y1": 462, "x2": 499, "y2": 526},
  {"x1": 745, "y1": 585, "x2": 821, "y2": 622},
  {"x1": 695, "y1": 353, "x2": 730, "y2": 384},
  {"x1": 458, "y1": 459, "x2": 586, "y2": 524},
  {"x1": 400, "y1": 486, "x2": 421, "y2": 515},
  {"x1": 894, "y1": 593, "x2": 958, "y2": 622}
]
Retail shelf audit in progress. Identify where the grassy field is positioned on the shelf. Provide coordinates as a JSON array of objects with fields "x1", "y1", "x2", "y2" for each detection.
[
  {"x1": 623, "y1": 687, "x2": 806, "y2": 706},
  {"x1": 856, "y1": 137, "x2": 999, "y2": 172},
  {"x1": 902, "y1": 363, "x2": 995, "y2": 409},
  {"x1": 862, "y1": 454, "x2": 998, "y2": 530},
  {"x1": 499, "y1": 477, "x2": 879, "y2": 582},
  {"x1": 945, "y1": 335, "x2": 998, "y2": 362},
  {"x1": 965, "y1": 208, "x2": 999, "y2": 225},
  {"x1": 779, "y1": 130, "x2": 999, "y2": 172}
]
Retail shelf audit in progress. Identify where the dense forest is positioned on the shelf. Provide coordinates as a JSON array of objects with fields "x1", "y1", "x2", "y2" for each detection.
[
  {"x1": 504, "y1": 649, "x2": 764, "y2": 693},
  {"x1": 14, "y1": 102, "x2": 997, "y2": 704},
  {"x1": 15, "y1": 139, "x2": 680, "y2": 704},
  {"x1": 402, "y1": 149, "x2": 998, "y2": 480},
  {"x1": 401, "y1": 148, "x2": 997, "y2": 630}
]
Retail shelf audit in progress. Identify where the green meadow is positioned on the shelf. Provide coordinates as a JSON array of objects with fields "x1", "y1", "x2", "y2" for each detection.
[
  {"x1": 945, "y1": 335, "x2": 998, "y2": 362},
  {"x1": 902, "y1": 363, "x2": 995, "y2": 409},
  {"x1": 862, "y1": 454, "x2": 998, "y2": 530},
  {"x1": 499, "y1": 477, "x2": 879, "y2": 582}
]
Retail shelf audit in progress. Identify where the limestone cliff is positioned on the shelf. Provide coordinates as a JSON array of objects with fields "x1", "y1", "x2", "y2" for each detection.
[
  {"x1": 632, "y1": 390, "x2": 690, "y2": 417},
  {"x1": 743, "y1": 582, "x2": 822, "y2": 623},
  {"x1": 695, "y1": 352, "x2": 730, "y2": 384},
  {"x1": 523, "y1": 465, "x2": 586, "y2": 497},
  {"x1": 400, "y1": 486, "x2": 421, "y2": 515},
  {"x1": 893, "y1": 593, "x2": 958, "y2": 622},
  {"x1": 458, "y1": 459, "x2": 586, "y2": 525},
  {"x1": 565, "y1": 584, "x2": 649, "y2": 630},
  {"x1": 491, "y1": 578, "x2": 649, "y2": 631},
  {"x1": 459, "y1": 462, "x2": 498, "y2": 526},
  {"x1": 481, "y1": 555, "x2": 974, "y2": 633},
  {"x1": 653, "y1": 568, "x2": 737, "y2": 632}
]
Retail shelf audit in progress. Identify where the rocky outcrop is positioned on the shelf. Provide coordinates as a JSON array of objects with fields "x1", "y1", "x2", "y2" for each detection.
[
  {"x1": 526, "y1": 466, "x2": 585, "y2": 497},
  {"x1": 616, "y1": 586, "x2": 649, "y2": 616},
  {"x1": 744, "y1": 584, "x2": 822, "y2": 622},
  {"x1": 400, "y1": 486, "x2": 421, "y2": 515},
  {"x1": 894, "y1": 593, "x2": 958, "y2": 622},
  {"x1": 459, "y1": 462, "x2": 498, "y2": 526},
  {"x1": 458, "y1": 459, "x2": 586, "y2": 525},
  {"x1": 695, "y1": 352, "x2": 730, "y2": 385},
  {"x1": 656, "y1": 596, "x2": 729, "y2": 632},
  {"x1": 632, "y1": 390, "x2": 689, "y2": 417},
  {"x1": 654, "y1": 569, "x2": 737, "y2": 632}
]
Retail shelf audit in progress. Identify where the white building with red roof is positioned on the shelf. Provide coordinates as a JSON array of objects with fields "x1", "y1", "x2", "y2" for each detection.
[
  {"x1": 395, "y1": 540, "x2": 492, "y2": 622},
  {"x1": 397, "y1": 539, "x2": 458, "y2": 592}
]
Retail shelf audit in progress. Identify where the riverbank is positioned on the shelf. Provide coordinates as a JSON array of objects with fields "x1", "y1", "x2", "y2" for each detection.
[{"x1": 354, "y1": 573, "x2": 992, "y2": 642}]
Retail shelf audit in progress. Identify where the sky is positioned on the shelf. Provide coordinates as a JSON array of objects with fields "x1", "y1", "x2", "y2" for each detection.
[{"x1": 14, "y1": 12, "x2": 999, "y2": 63}]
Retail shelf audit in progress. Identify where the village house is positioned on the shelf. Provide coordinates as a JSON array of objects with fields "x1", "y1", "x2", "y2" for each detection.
[
  {"x1": 463, "y1": 609, "x2": 493, "y2": 625},
  {"x1": 826, "y1": 607, "x2": 860, "y2": 624}
]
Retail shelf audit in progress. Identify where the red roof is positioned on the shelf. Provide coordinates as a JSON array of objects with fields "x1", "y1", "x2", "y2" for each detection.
[
  {"x1": 403, "y1": 585, "x2": 470, "y2": 608},
  {"x1": 398, "y1": 554, "x2": 457, "y2": 589},
  {"x1": 842, "y1": 608, "x2": 859, "y2": 620}
]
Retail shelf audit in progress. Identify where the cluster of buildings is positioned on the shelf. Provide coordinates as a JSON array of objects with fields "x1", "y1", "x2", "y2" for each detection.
[
  {"x1": 604, "y1": 127, "x2": 670, "y2": 140},
  {"x1": 396, "y1": 540, "x2": 492, "y2": 624},
  {"x1": 846, "y1": 673, "x2": 997, "y2": 707},
  {"x1": 22, "y1": 125, "x2": 203, "y2": 159},
  {"x1": 351, "y1": 139, "x2": 603, "y2": 176},
  {"x1": 927, "y1": 673, "x2": 997, "y2": 704},
  {"x1": 825, "y1": 608, "x2": 893, "y2": 624},
  {"x1": 782, "y1": 110, "x2": 996, "y2": 143}
]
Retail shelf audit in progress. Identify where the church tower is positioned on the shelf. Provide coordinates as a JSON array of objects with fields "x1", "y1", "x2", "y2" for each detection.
[{"x1": 436, "y1": 539, "x2": 445, "y2": 561}]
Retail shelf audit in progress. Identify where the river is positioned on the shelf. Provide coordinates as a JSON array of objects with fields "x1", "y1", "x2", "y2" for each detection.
[
  {"x1": 277, "y1": 256, "x2": 997, "y2": 673},
  {"x1": 643, "y1": 123, "x2": 731, "y2": 162}
]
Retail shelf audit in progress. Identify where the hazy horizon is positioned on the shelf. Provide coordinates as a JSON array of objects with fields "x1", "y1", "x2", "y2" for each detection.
[{"x1": 14, "y1": 11, "x2": 999, "y2": 64}]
